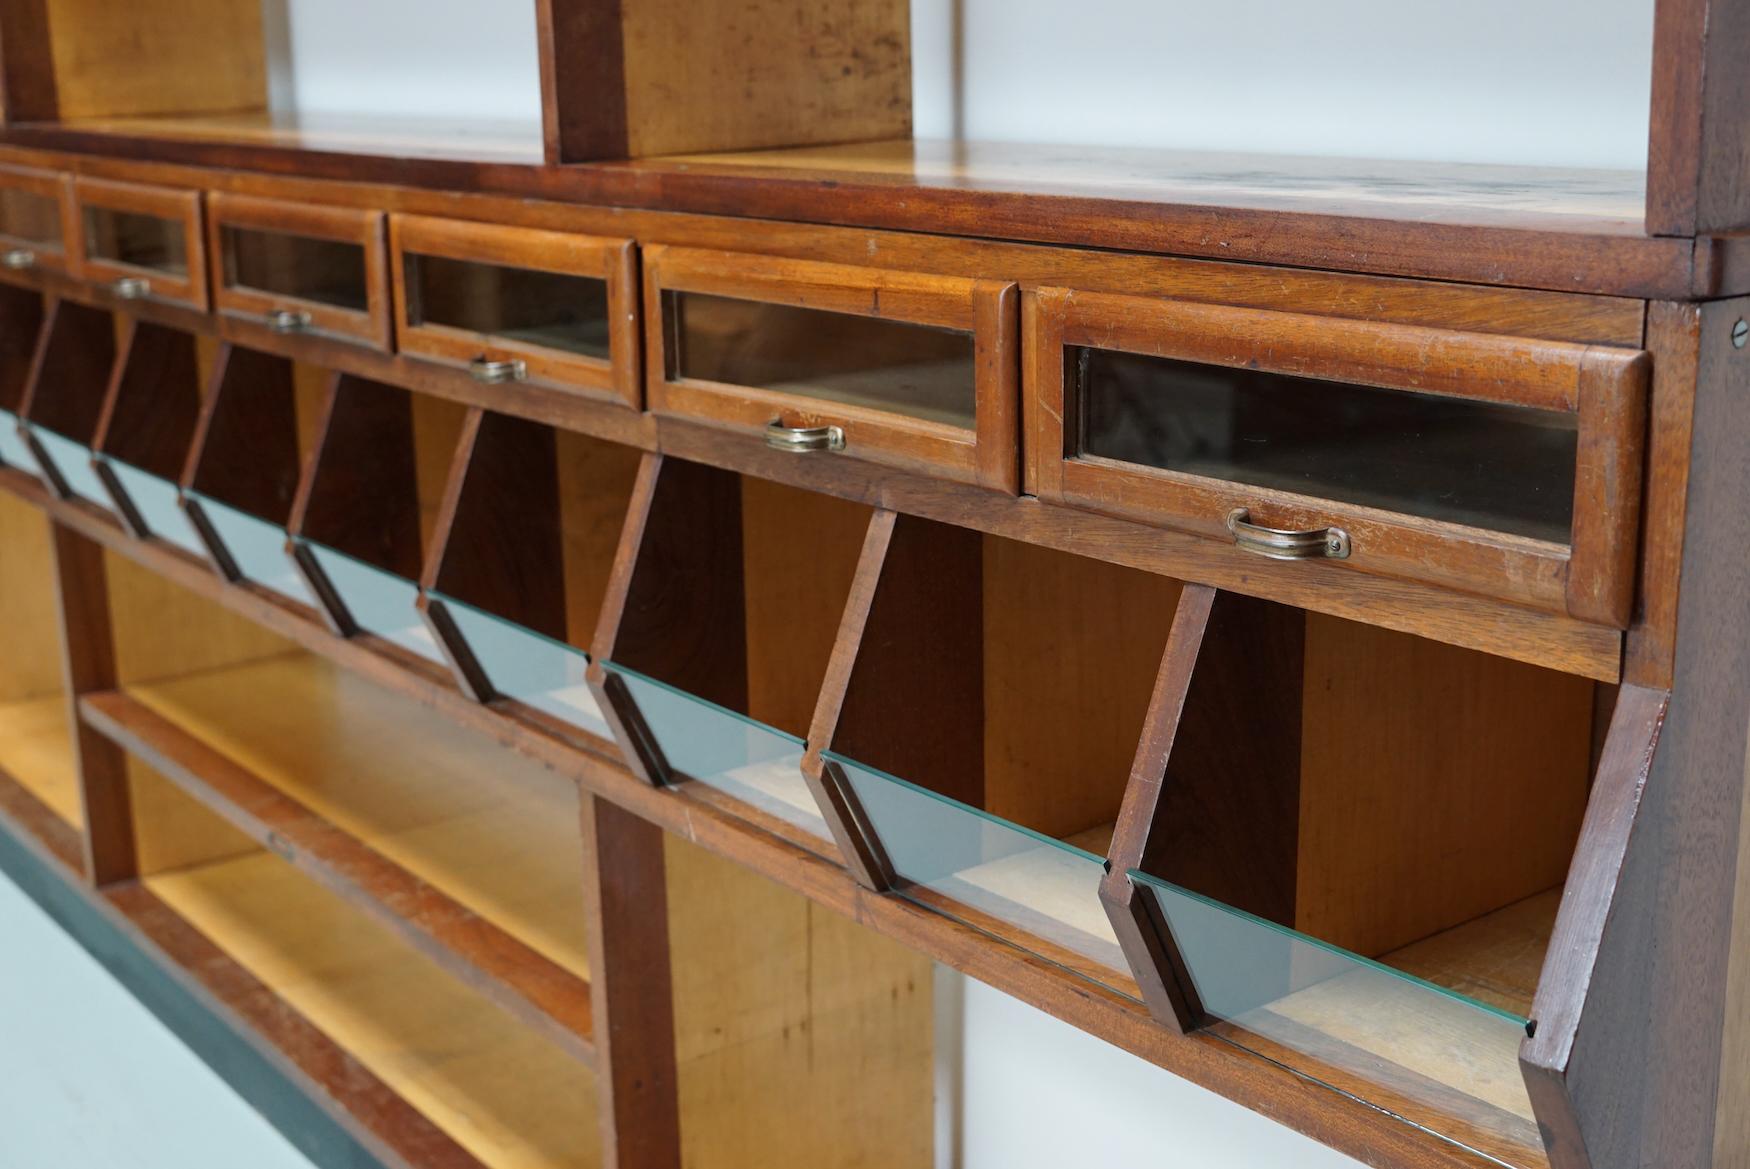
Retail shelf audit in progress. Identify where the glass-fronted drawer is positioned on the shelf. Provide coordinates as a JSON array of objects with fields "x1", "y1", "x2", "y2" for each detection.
[
  {"x1": 73, "y1": 178, "x2": 207, "y2": 310},
  {"x1": 645, "y1": 246, "x2": 1019, "y2": 491},
  {"x1": 1027, "y1": 289, "x2": 1649, "y2": 626},
  {"x1": 391, "y1": 215, "x2": 638, "y2": 408},
  {"x1": 0, "y1": 165, "x2": 74, "y2": 280},
  {"x1": 209, "y1": 193, "x2": 390, "y2": 349}
]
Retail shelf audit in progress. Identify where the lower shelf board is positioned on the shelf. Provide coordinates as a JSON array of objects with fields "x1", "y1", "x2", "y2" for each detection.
[
  {"x1": 0, "y1": 693, "x2": 81, "y2": 831},
  {"x1": 140, "y1": 849, "x2": 601, "y2": 1169}
]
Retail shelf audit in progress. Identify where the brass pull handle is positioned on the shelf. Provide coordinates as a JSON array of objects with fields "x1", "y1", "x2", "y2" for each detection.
[
  {"x1": 112, "y1": 276, "x2": 151, "y2": 300},
  {"x1": 469, "y1": 357, "x2": 527, "y2": 384},
  {"x1": 2, "y1": 248, "x2": 36, "y2": 271},
  {"x1": 765, "y1": 420, "x2": 845, "y2": 453},
  {"x1": 267, "y1": 309, "x2": 312, "y2": 334},
  {"x1": 1227, "y1": 508, "x2": 1350, "y2": 561}
]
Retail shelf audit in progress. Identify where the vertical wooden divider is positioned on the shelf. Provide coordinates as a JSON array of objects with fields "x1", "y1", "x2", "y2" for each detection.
[
  {"x1": 1098, "y1": 585, "x2": 1306, "y2": 1030},
  {"x1": 91, "y1": 319, "x2": 203, "y2": 540},
  {"x1": 0, "y1": 284, "x2": 45, "y2": 419},
  {"x1": 48, "y1": 523, "x2": 134, "y2": 885},
  {"x1": 18, "y1": 297, "x2": 116, "y2": 500},
  {"x1": 580, "y1": 793, "x2": 683, "y2": 1169}
]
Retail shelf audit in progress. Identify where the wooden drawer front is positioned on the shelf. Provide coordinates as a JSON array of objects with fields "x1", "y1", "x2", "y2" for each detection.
[
  {"x1": 1028, "y1": 289, "x2": 1649, "y2": 626},
  {"x1": 0, "y1": 165, "x2": 75, "y2": 279},
  {"x1": 645, "y1": 246, "x2": 1019, "y2": 491},
  {"x1": 72, "y1": 177, "x2": 207, "y2": 310},
  {"x1": 209, "y1": 193, "x2": 390, "y2": 349},
  {"x1": 391, "y1": 215, "x2": 638, "y2": 408}
]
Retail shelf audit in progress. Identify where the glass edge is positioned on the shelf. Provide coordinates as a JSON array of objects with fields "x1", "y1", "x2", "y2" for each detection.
[
  {"x1": 430, "y1": 589, "x2": 591, "y2": 663},
  {"x1": 601, "y1": 659, "x2": 805, "y2": 749}
]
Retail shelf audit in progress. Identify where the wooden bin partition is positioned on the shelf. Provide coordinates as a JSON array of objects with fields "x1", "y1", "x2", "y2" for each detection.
[
  {"x1": 91, "y1": 320, "x2": 210, "y2": 557},
  {"x1": 17, "y1": 296, "x2": 116, "y2": 508},
  {"x1": 586, "y1": 454, "x2": 875, "y2": 853},
  {"x1": 0, "y1": 282, "x2": 46, "y2": 474},
  {"x1": 802, "y1": 512, "x2": 1180, "y2": 994},
  {"x1": 288, "y1": 374, "x2": 465, "y2": 668},
  {"x1": 1098, "y1": 585, "x2": 1609, "y2": 1168},
  {"x1": 419, "y1": 408, "x2": 642, "y2": 752}
]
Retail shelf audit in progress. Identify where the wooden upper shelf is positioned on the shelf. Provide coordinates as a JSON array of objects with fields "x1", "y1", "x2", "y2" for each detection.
[{"x1": 3, "y1": 117, "x2": 1733, "y2": 299}]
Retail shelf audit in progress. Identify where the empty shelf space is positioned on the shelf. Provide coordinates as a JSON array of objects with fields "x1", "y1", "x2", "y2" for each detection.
[
  {"x1": 140, "y1": 849, "x2": 599, "y2": 1169},
  {"x1": 77, "y1": 650, "x2": 596, "y2": 1061},
  {"x1": 1383, "y1": 888, "x2": 1559, "y2": 1021},
  {"x1": 0, "y1": 695, "x2": 79, "y2": 830}
]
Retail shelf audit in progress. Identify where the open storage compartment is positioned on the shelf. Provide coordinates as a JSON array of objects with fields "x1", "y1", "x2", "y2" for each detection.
[
  {"x1": 288, "y1": 375, "x2": 466, "y2": 665},
  {"x1": 91, "y1": 321, "x2": 213, "y2": 558},
  {"x1": 806, "y1": 514, "x2": 1180, "y2": 994},
  {"x1": 18, "y1": 297, "x2": 118, "y2": 509},
  {"x1": 0, "y1": 282, "x2": 46, "y2": 474},
  {"x1": 180, "y1": 344, "x2": 326, "y2": 611},
  {"x1": 1100, "y1": 586, "x2": 1625, "y2": 1167},
  {"x1": 587, "y1": 456, "x2": 874, "y2": 849},
  {"x1": 420, "y1": 409, "x2": 642, "y2": 748}
]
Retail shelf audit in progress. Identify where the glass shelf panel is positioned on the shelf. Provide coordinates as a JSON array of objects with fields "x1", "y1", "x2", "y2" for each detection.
[
  {"x1": 665, "y1": 290, "x2": 978, "y2": 429},
  {"x1": 302, "y1": 542, "x2": 443, "y2": 663},
  {"x1": 1127, "y1": 871, "x2": 1537, "y2": 1148},
  {"x1": 600, "y1": 661, "x2": 826, "y2": 840},
  {"x1": 0, "y1": 410, "x2": 41, "y2": 476},
  {"x1": 829, "y1": 752, "x2": 1127, "y2": 989},
  {"x1": 405, "y1": 253, "x2": 611, "y2": 360},
  {"x1": 31, "y1": 427, "x2": 111, "y2": 508},
  {"x1": 187, "y1": 491, "x2": 316, "y2": 608},
  {"x1": 1075, "y1": 347, "x2": 1578, "y2": 543},
  {"x1": 433, "y1": 593, "x2": 607, "y2": 739},
  {"x1": 100, "y1": 458, "x2": 205, "y2": 557}
]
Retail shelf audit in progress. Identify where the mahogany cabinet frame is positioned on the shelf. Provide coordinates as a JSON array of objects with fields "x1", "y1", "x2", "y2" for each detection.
[
  {"x1": 390, "y1": 213, "x2": 640, "y2": 410},
  {"x1": 207, "y1": 191, "x2": 392, "y2": 351},
  {"x1": 0, "y1": 162, "x2": 76, "y2": 279},
  {"x1": 1026, "y1": 288, "x2": 1650, "y2": 627},
  {"x1": 643, "y1": 245, "x2": 1020, "y2": 493},
  {"x1": 71, "y1": 177, "x2": 208, "y2": 311}
]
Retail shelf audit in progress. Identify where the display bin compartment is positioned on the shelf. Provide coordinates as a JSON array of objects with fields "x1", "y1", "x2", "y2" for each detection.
[
  {"x1": 587, "y1": 456, "x2": 875, "y2": 849},
  {"x1": 18, "y1": 298, "x2": 118, "y2": 509},
  {"x1": 0, "y1": 164, "x2": 76, "y2": 280},
  {"x1": 1100, "y1": 585, "x2": 1644, "y2": 1168},
  {"x1": 806, "y1": 514, "x2": 1180, "y2": 994},
  {"x1": 72, "y1": 177, "x2": 207, "y2": 310},
  {"x1": 91, "y1": 321, "x2": 211, "y2": 558},
  {"x1": 288, "y1": 375, "x2": 465, "y2": 665},
  {"x1": 180, "y1": 345, "x2": 326, "y2": 611},
  {"x1": 644, "y1": 246, "x2": 1020, "y2": 491},
  {"x1": 0, "y1": 283, "x2": 46, "y2": 475},
  {"x1": 420, "y1": 409, "x2": 642, "y2": 747},
  {"x1": 1026, "y1": 289, "x2": 1650, "y2": 626},
  {"x1": 391, "y1": 214, "x2": 640, "y2": 409},
  {"x1": 208, "y1": 193, "x2": 391, "y2": 350}
]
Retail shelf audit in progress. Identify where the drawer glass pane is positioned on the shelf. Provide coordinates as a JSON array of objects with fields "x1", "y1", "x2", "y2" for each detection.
[
  {"x1": 83, "y1": 207, "x2": 187, "y2": 275},
  {"x1": 33, "y1": 427, "x2": 110, "y2": 507},
  {"x1": 189, "y1": 492, "x2": 316, "y2": 608},
  {"x1": 830, "y1": 752, "x2": 1127, "y2": 986},
  {"x1": 405, "y1": 254, "x2": 611, "y2": 359},
  {"x1": 223, "y1": 227, "x2": 369, "y2": 312},
  {"x1": 435, "y1": 594, "x2": 607, "y2": 738},
  {"x1": 1129, "y1": 871, "x2": 1537, "y2": 1152},
  {"x1": 601, "y1": 661, "x2": 826, "y2": 839},
  {"x1": 0, "y1": 410, "x2": 40, "y2": 476},
  {"x1": 666, "y1": 292, "x2": 977, "y2": 428},
  {"x1": 305, "y1": 543, "x2": 443, "y2": 663},
  {"x1": 1075, "y1": 348, "x2": 1578, "y2": 543},
  {"x1": 102, "y1": 459, "x2": 205, "y2": 557},
  {"x1": 0, "y1": 189, "x2": 63, "y2": 250}
]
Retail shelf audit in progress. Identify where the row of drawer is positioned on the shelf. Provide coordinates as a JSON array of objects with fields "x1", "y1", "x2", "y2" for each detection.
[{"x1": 0, "y1": 163, "x2": 1651, "y2": 628}]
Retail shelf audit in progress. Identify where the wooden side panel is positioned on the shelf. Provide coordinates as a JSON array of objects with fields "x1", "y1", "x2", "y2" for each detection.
[
  {"x1": 0, "y1": 487, "x2": 61, "y2": 702},
  {"x1": 1647, "y1": 0, "x2": 1750, "y2": 235},
  {"x1": 664, "y1": 834, "x2": 933, "y2": 1169}
]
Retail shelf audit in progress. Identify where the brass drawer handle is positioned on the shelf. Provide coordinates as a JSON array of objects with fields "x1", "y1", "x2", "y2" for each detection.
[
  {"x1": 1227, "y1": 508, "x2": 1351, "y2": 561},
  {"x1": 469, "y1": 357, "x2": 528, "y2": 384},
  {"x1": 267, "y1": 309, "x2": 312, "y2": 334},
  {"x1": 765, "y1": 420, "x2": 845, "y2": 453},
  {"x1": 2, "y1": 248, "x2": 36, "y2": 271},
  {"x1": 112, "y1": 276, "x2": 151, "y2": 300}
]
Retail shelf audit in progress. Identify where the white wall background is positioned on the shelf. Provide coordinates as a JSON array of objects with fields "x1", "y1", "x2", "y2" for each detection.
[{"x1": 264, "y1": 0, "x2": 1655, "y2": 168}]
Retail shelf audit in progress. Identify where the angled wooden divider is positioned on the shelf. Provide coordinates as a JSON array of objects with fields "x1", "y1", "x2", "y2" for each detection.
[
  {"x1": 90, "y1": 320, "x2": 207, "y2": 554},
  {"x1": 419, "y1": 406, "x2": 641, "y2": 752},
  {"x1": 18, "y1": 296, "x2": 115, "y2": 506},
  {"x1": 586, "y1": 453, "x2": 873, "y2": 854}
]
